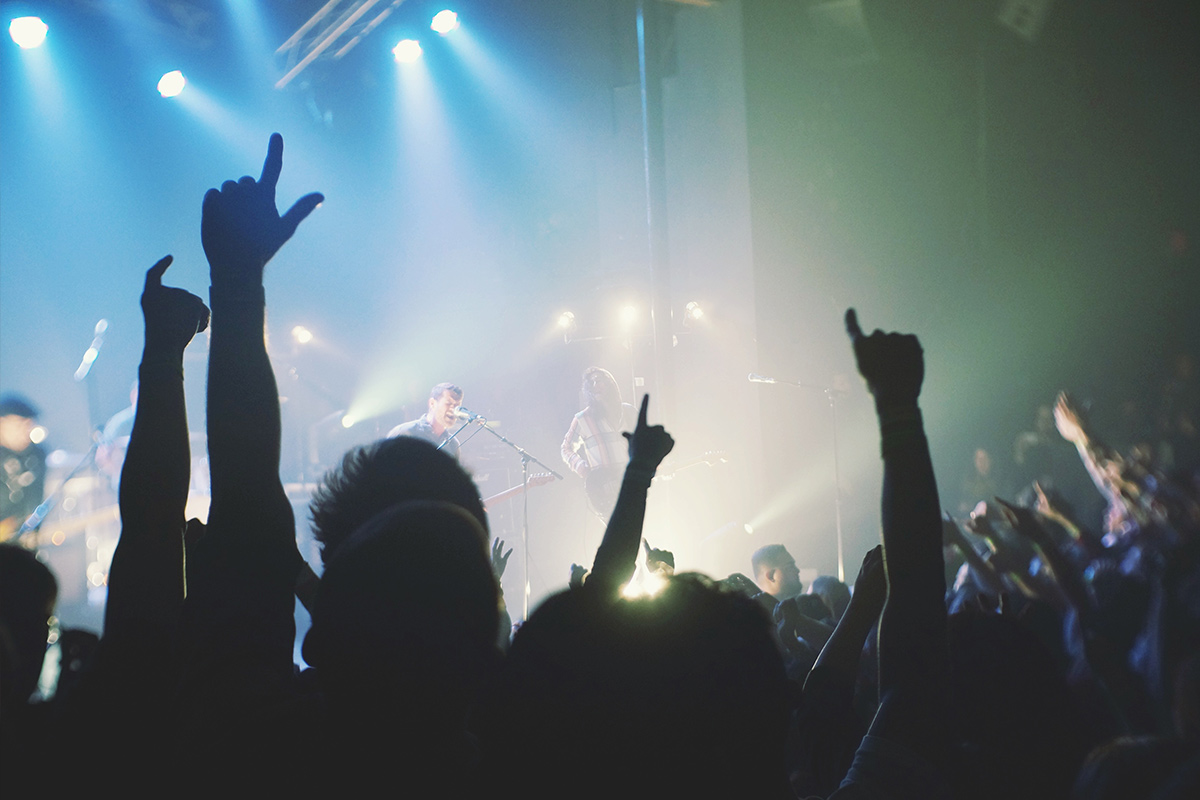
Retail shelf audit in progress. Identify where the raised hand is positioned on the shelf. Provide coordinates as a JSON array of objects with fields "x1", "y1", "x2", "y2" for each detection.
[
  {"x1": 491, "y1": 537, "x2": 513, "y2": 582},
  {"x1": 201, "y1": 133, "x2": 323, "y2": 285},
  {"x1": 844, "y1": 308, "x2": 924, "y2": 409},
  {"x1": 994, "y1": 497, "x2": 1053, "y2": 547},
  {"x1": 852, "y1": 544, "x2": 886, "y2": 610},
  {"x1": 141, "y1": 255, "x2": 210, "y2": 353},
  {"x1": 622, "y1": 394, "x2": 674, "y2": 469},
  {"x1": 1053, "y1": 391, "x2": 1088, "y2": 444}
]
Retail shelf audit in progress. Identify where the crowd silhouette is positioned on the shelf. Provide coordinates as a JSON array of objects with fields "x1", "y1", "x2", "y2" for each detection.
[{"x1": 2, "y1": 135, "x2": 1198, "y2": 799}]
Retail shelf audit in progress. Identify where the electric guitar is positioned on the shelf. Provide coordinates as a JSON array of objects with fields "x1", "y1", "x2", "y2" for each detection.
[{"x1": 483, "y1": 473, "x2": 556, "y2": 510}]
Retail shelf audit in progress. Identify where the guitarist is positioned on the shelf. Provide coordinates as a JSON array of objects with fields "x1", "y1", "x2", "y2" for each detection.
[
  {"x1": 560, "y1": 367, "x2": 634, "y2": 519},
  {"x1": 0, "y1": 395, "x2": 46, "y2": 543}
]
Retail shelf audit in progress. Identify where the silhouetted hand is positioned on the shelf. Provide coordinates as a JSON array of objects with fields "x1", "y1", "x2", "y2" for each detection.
[
  {"x1": 720, "y1": 572, "x2": 760, "y2": 597},
  {"x1": 852, "y1": 544, "x2": 886, "y2": 611},
  {"x1": 622, "y1": 394, "x2": 674, "y2": 469},
  {"x1": 844, "y1": 308, "x2": 924, "y2": 409},
  {"x1": 964, "y1": 501, "x2": 1002, "y2": 541},
  {"x1": 491, "y1": 537, "x2": 513, "y2": 582},
  {"x1": 994, "y1": 497, "x2": 1053, "y2": 548},
  {"x1": 569, "y1": 563, "x2": 588, "y2": 589},
  {"x1": 141, "y1": 255, "x2": 209, "y2": 352},
  {"x1": 642, "y1": 539, "x2": 675, "y2": 574},
  {"x1": 201, "y1": 133, "x2": 323, "y2": 285}
]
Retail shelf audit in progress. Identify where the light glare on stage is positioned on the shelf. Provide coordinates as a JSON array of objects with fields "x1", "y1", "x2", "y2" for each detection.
[
  {"x1": 556, "y1": 311, "x2": 576, "y2": 331},
  {"x1": 431, "y1": 10, "x2": 459, "y2": 35},
  {"x1": 341, "y1": 414, "x2": 356, "y2": 429},
  {"x1": 157, "y1": 70, "x2": 186, "y2": 97},
  {"x1": 292, "y1": 325, "x2": 314, "y2": 345},
  {"x1": 9, "y1": 16, "x2": 48, "y2": 49},
  {"x1": 393, "y1": 39, "x2": 422, "y2": 63},
  {"x1": 685, "y1": 301, "x2": 704, "y2": 321},
  {"x1": 619, "y1": 304, "x2": 639, "y2": 328}
]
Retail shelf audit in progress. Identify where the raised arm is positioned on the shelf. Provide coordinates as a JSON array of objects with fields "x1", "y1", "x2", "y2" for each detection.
[
  {"x1": 202, "y1": 133, "x2": 322, "y2": 514},
  {"x1": 587, "y1": 395, "x2": 673, "y2": 597},
  {"x1": 844, "y1": 309, "x2": 948, "y2": 759},
  {"x1": 183, "y1": 134, "x2": 323, "y2": 700},
  {"x1": 105, "y1": 256, "x2": 209, "y2": 642}
]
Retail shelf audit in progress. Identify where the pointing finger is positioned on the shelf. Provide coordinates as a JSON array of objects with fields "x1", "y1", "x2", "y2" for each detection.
[
  {"x1": 145, "y1": 255, "x2": 173, "y2": 291},
  {"x1": 844, "y1": 308, "x2": 863, "y2": 342},
  {"x1": 637, "y1": 394, "x2": 649, "y2": 429},
  {"x1": 281, "y1": 192, "x2": 324, "y2": 238},
  {"x1": 259, "y1": 133, "x2": 283, "y2": 195}
]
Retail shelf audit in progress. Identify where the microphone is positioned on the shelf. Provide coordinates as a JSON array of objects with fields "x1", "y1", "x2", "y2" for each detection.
[
  {"x1": 454, "y1": 407, "x2": 481, "y2": 421},
  {"x1": 747, "y1": 373, "x2": 777, "y2": 384},
  {"x1": 74, "y1": 319, "x2": 109, "y2": 381}
]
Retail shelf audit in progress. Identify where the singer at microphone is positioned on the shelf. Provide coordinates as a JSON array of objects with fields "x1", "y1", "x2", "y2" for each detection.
[{"x1": 386, "y1": 382, "x2": 467, "y2": 459}]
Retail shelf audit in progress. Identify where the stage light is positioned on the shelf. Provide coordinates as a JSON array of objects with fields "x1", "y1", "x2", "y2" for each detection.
[
  {"x1": 341, "y1": 414, "x2": 355, "y2": 429},
  {"x1": 743, "y1": 523, "x2": 754, "y2": 535},
  {"x1": 556, "y1": 311, "x2": 576, "y2": 331},
  {"x1": 685, "y1": 301, "x2": 704, "y2": 321},
  {"x1": 393, "y1": 39, "x2": 422, "y2": 63},
  {"x1": 29, "y1": 426, "x2": 46, "y2": 444},
  {"x1": 619, "y1": 304, "x2": 638, "y2": 328},
  {"x1": 431, "y1": 10, "x2": 459, "y2": 35},
  {"x1": 291, "y1": 325, "x2": 314, "y2": 345},
  {"x1": 9, "y1": 17, "x2": 48, "y2": 49},
  {"x1": 157, "y1": 70, "x2": 186, "y2": 97}
]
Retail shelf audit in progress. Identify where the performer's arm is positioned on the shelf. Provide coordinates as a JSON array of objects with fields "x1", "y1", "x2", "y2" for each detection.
[{"x1": 561, "y1": 414, "x2": 589, "y2": 477}]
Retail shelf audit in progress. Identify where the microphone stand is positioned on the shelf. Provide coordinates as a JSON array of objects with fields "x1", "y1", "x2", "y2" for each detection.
[
  {"x1": 443, "y1": 412, "x2": 564, "y2": 619},
  {"x1": 748, "y1": 374, "x2": 847, "y2": 582}
]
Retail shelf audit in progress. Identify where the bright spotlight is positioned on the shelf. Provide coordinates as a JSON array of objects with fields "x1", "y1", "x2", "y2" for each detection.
[
  {"x1": 430, "y1": 10, "x2": 459, "y2": 35},
  {"x1": 619, "y1": 305, "x2": 638, "y2": 328},
  {"x1": 685, "y1": 301, "x2": 704, "y2": 321},
  {"x1": 743, "y1": 523, "x2": 754, "y2": 535},
  {"x1": 9, "y1": 17, "x2": 48, "y2": 49},
  {"x1": 29, "y1": 426, "x2": 47, "y2": 445},
  {"x1": 157, "y1": 70, "x2": 186, "y2": 98},
  {"x1": 392, "y1": 39, "x2": 422, "y2": 63},
  {"x1": 341, "y1": 415, "x2": 355, "y2": 429},
  {"x1": 291, "y1": 325, "x2": 314, "y2": 345},
  {"x1": 556, "y1": 311, "x2": 576, "y2": 331}
]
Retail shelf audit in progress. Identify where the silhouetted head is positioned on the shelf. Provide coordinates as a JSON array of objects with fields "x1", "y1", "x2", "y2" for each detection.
[
  {"x1": 310, "y1": 437, "x2": 486, "y2": 566},
  {"x1": 751, "y1": 544, "x2": 802, "y2": 600},
  {"x1": 808, "y1": 575, "x2": 851, "y2": 622},
  {"x1": 0, "y1": 544, "x2": 57, "y2": 706},
  {"x1": 497, "y1": 574, "x2": 792, "y2": 798},
  {"x1": 303, "y1": 501, "x2": 499, "y2": 710}
]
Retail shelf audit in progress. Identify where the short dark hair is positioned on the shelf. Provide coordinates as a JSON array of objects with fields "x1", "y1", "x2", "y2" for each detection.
[
  {"x1": 303, "y1": 501, "x2": 499, "y2": 693},
  {"x1": 430, "y1": 382, "x2": 463, "y2": 402},
  {"x1": 750, "y1": 544, "x2": 791, "y2": 581},
  {"x1": 0, "y1": 394, "x2": 38, "y2": 419},
  {"x1": 309, "y1": 437, "x2": 486, "y2": 565},
  {"x1": 497, "y1": 573, "x2": 790, "y2": 797}
]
